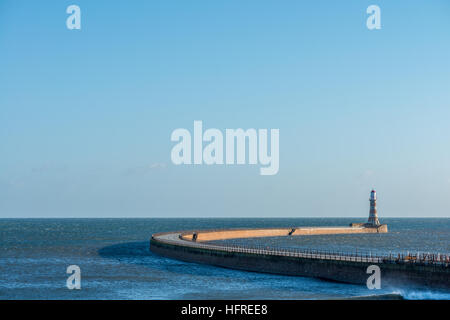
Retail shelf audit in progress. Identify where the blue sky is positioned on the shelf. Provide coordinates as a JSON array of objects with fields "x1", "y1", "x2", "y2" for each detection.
[{"x1": 1, "y1": 1, "x2": 450, "y2": 217}]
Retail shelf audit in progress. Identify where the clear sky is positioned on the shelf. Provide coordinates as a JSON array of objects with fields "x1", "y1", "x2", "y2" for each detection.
[{"x1": 1, "y1": 1, "x2": 449, "y2": 218}]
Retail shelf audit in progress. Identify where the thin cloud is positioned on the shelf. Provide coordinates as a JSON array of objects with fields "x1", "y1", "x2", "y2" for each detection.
[{"x1": 124, "y1": 163, "x2": 167, "y2": 176}]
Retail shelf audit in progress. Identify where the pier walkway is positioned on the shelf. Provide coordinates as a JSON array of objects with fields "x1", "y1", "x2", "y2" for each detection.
[{"x1": 154, "y1": 228, "x2": 449, "y2": 267}]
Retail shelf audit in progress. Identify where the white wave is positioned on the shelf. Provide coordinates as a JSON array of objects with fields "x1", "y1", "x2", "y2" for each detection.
[{"x1": 393, "y1": 289, "x2": 450, "y2": 300}]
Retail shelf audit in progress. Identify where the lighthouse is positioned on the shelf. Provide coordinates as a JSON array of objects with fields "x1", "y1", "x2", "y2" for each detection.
[{"x1": 367, "y1": 189, "x2": 380, "y2": 226}]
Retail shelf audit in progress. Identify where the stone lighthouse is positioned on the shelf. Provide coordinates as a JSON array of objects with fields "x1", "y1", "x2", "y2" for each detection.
[{"x1": 367, "y1": 189, "x2": 380, "y2": 226}]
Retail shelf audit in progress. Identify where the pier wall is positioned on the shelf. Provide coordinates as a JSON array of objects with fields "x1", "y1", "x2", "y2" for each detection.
[
  {"x1": 150, "y1": 237, "x2": 449, "y2": 289},
  {"x1": 151, "y1": 225, "x2": 449, "y2": 289}
]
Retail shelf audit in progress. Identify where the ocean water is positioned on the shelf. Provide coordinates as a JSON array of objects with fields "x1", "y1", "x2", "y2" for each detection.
[{"x1": 0, "y1": 218, "x2": 449, "y2": 300}]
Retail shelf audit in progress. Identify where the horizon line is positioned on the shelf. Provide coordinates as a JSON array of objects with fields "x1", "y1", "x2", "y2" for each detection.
[{"x1": 0, "y1": 216, "x2": 448, "y2": 219}]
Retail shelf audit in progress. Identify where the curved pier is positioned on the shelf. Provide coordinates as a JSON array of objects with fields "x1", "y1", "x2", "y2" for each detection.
[{"x1": 150, "y1": 225, "x2": 450, "y2": 289}]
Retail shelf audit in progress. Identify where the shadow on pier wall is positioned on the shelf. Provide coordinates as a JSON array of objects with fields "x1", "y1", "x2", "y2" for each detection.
[{"x1": 98, "y1": 241, "x2": 304, "y2": 280}]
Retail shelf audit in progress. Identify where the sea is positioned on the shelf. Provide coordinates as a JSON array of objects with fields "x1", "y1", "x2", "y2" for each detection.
[{"x1": 0, "y1": 218, "x2": 449, "y2": 300}]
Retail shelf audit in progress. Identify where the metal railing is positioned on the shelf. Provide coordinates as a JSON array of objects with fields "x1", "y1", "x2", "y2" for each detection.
[{"x1": 152, "y1": 234, "x2": 450, "y2": 267}]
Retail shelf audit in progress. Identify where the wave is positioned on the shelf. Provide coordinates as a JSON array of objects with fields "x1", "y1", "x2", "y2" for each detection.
[{"x1": 393, "y1": 289, "x2": 450, "y2": 300}]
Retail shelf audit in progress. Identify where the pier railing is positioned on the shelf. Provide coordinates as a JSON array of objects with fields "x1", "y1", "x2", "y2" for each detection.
[{"x1": 152, "y1": 234, "x2": 449, "y2": 267}]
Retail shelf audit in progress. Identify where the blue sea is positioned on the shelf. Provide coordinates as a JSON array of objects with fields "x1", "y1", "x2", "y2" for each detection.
[{"x1": 0, "y1": 218, "x2": 449, "y2": 300}]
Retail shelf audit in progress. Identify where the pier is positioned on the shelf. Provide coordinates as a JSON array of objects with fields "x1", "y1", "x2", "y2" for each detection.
[
  {"x1": 150, "y1": 192, "x2": 449, "y2": 289},
  {"x1": 150, "y1": 226, "x2": 449, "y2": 289}
]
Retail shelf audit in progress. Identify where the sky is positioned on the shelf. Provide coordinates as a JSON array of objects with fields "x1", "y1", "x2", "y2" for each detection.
[{"x1": 1, "y1": 0, "x2": 450, "y2": 218}]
